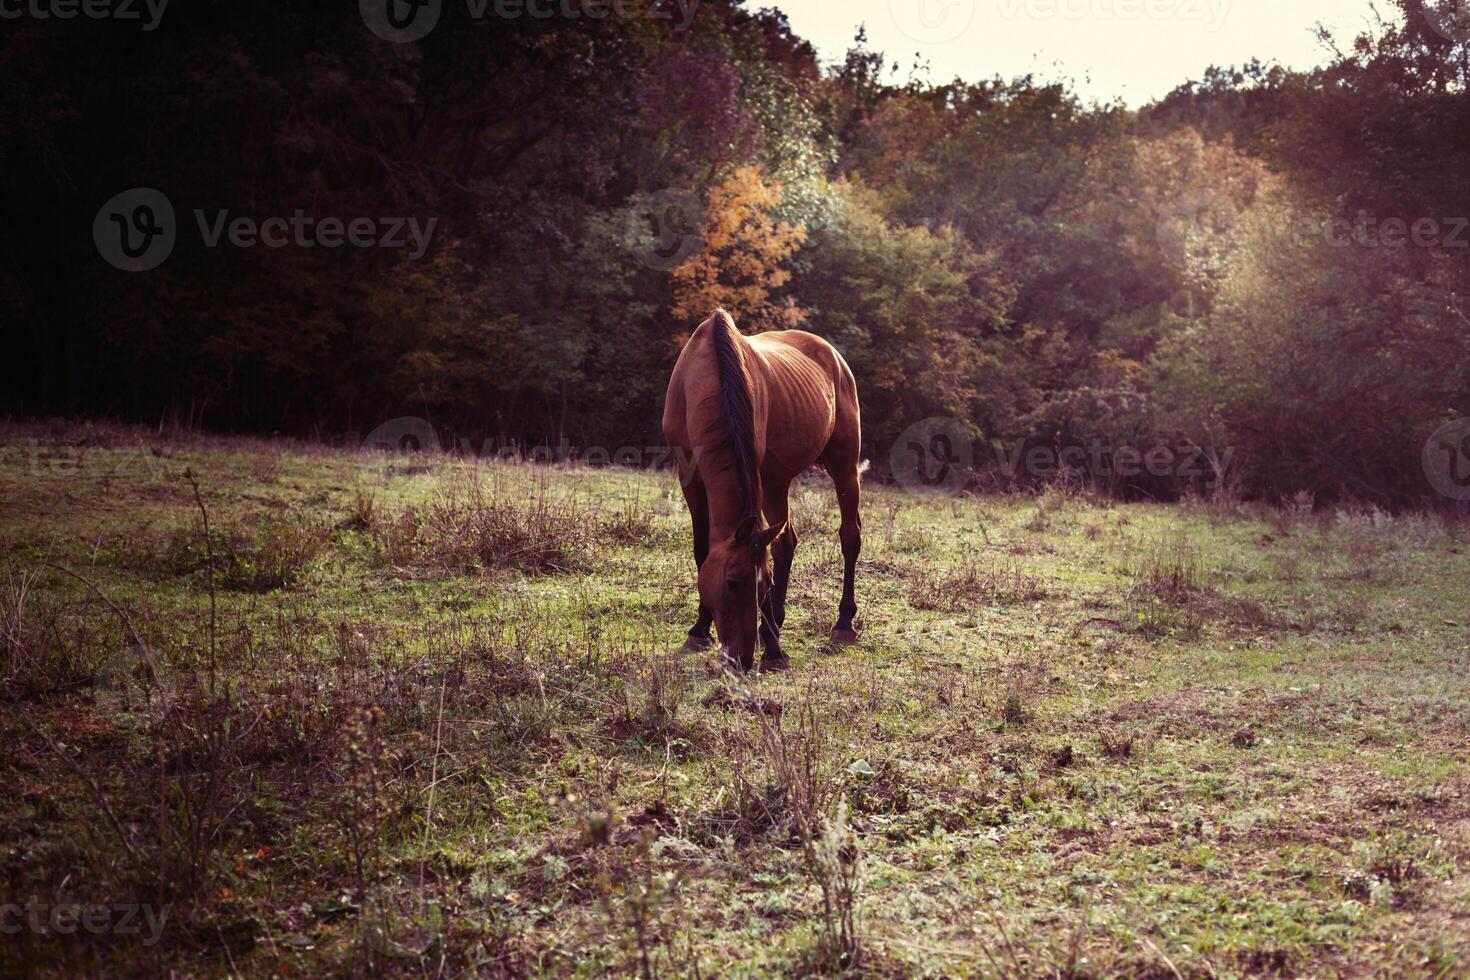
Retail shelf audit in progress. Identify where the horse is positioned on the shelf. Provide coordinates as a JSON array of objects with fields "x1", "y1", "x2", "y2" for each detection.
[{"x1": 662, "y1": 309, "x2": 863, "y2": 672}]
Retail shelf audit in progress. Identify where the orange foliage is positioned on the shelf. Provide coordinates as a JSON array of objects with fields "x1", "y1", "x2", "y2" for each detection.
[{"x1": 671, "y1": 166, "x2": 807, "y2": 332}]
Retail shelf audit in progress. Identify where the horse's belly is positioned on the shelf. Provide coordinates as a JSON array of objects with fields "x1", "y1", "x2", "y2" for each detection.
[{"x1": 759, "y1": 353, "x2": 837, "y2": 480}]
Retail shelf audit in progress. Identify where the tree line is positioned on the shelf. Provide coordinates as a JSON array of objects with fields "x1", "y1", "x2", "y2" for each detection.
[{"x1": 3, "y1": 0, "x2": 1468, "y2": 504}]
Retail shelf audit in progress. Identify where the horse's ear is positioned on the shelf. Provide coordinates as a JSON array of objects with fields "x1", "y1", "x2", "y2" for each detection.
[
  {"x1": 734, "y1": 514, "x2": 758, "y2": 545},
  {"x1": 755, "y1": 520, "x2": 787, "y2": 551}
]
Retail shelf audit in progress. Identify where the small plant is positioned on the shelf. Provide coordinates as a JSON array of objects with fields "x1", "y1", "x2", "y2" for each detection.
[
  {"x1": 600, "y1": 497, "x2": 665, "y2": 547},
  {"x1": 1267, "y1": 490, "x2": 1317, "y2": 537},
  {"x1": 757, "y1": 694, "x2": 862, "y2": 969},
  {"x1": 125, "y1": 514, "x2": 329, "y2": 591},
  {"x1": 1099, "y1": 730, "x2": 1134, "y2": 759},
  {"x1": 376, "y1": 473, "x2": 593, "y2": 575},
  {"x1": 343, "y1": 489, "x2": 378, "y2": 531},
  {"x1": 1132, "y1": 535, "x2": 1205, "y2": 601},
  {"x1": 341, "y1": 705, "x2": 396, "y2": 903},
  {"x1": 909, "y1": 559, "x2": 1046, "y2": 612},
  {"x1": 1343, "y1": 834, "x2": 1428, "y2": 910},
  {"x1": 218, "y1": 514, "x2": 331, "y2": 590},
  {"x1": 614, "y1": 654, "x2": 693, "y2": 752},
  {"x1": 593, "y1": 830, "x2": 690, "y2": 979},
  {"x1": 999, "y1": 660, "x2": 1041, "y2": 726},
  {"x1": 1, "y1": 563, "x2": 64, "y2": 696},
  {"x1": 4, "y1": 563, "x2": 139, "y2": 700}
]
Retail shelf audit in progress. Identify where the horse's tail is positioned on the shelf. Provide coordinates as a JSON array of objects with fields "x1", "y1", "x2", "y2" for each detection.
[{"x1": 709, "y1": 309, "x2": 759, "y2": 521}]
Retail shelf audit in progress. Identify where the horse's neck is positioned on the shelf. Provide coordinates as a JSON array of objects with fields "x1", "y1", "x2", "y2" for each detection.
[
  {"x1": 703, "y1": 458, "x2": 759, "y2": 535},
  {"x1": 693, "y1": 327, "x2": 764, "y2": 534}
]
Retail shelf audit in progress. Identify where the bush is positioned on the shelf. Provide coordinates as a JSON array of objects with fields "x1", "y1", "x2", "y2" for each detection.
[
  {"x1": 130, "y1": 515, "x2": 329, "y2": 592},
  {"x1": 372, "y1": 474, "x2": 593, "y2": 576}
]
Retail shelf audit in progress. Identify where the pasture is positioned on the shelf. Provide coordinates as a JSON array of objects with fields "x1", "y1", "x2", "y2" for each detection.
[{"x1": 2, "y1": 422, "x2": 1468, "y2": 977}]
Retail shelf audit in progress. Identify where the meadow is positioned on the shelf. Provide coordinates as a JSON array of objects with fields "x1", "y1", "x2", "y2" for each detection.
[{"x1": 2, "y1": 421, "x2": 1468, "y2": 977}]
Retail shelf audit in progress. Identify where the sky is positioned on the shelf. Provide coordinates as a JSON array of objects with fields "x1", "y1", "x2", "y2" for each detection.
[{"x1": 767, "y1": 0, "x2": 1388, "y2": 105}]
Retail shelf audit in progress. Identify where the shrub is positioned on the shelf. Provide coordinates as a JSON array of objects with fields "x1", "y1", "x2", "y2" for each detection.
[
  {"x1": 909, "y1": 559, "x2": 1046, "y2": 612},
  {"x1": 373, "y1": 474, "x2": 592, "y2": 576}
]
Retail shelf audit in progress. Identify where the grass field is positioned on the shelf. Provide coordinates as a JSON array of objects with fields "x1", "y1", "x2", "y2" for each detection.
[{"x1": 2, "y1": 420, "x2": 1469, "y2": 978}]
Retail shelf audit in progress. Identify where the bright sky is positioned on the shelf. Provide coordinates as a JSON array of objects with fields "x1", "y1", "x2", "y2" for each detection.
[{"x1": 768, "y1": 0, "x2": 1388, "y2": 105}]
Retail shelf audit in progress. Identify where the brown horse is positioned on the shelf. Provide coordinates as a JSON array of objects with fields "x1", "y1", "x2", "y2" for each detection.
[{"x1": 662, "y1": 309, "x2": 863, "y2": 671}]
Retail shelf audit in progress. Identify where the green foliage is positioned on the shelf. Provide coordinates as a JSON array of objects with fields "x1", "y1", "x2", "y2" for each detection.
[
  {"x1": 798, "y1": 179, "x2": 1016, "y2": 448},
  {"x1": 3, "y1": 2, "x2": 1467, "y2": 502}
]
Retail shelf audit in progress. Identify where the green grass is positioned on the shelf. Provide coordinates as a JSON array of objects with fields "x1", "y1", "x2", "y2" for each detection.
[{"x1": 2, "y1": 421, "x2": 1468, "y2": 977}]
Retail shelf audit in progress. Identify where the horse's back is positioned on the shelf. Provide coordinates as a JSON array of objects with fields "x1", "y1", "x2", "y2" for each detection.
[
  {"x1": 662, "y1": 319, "x2": 860, "y2": 480},
  {"x1": 747, "y1": 330, "x2": 860, "y2": 479}
]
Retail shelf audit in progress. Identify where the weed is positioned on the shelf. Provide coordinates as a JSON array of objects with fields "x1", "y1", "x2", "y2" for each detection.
[
  {"x1": 1099, "y1": 730, "x2": 1135, "y2": 759},
  {"x1": 592, "y1": 830, "x2": 690, "y2": 979},
  {"x1": 909, "y1": 558, "x2": 1046, "y2": 612},
  {"x1": 375, "y1": 473, "x2": 592, "y2": 575},
  {"x1": 599, "y1": 497, "x2": 666, "y2": 547},
  {"x1": 1132, "y1": 535, "x2": 1205, "y2": 601},
  {"x1": 343, "y1": 489, "x2": 378, "y2": 531},
  {"x1": 757, "y1": 695, "x2": 861, "y2": 969}
]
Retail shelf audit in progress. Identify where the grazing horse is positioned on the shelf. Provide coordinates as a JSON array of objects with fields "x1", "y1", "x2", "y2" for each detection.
[{"x1": 662, "y1": 309, "x2": 863, "y2": 671}]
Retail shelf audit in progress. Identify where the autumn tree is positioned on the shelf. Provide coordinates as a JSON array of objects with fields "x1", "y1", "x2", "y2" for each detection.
[{"x1": 671, "y1": 166, "x2": 807, "y2": 333}]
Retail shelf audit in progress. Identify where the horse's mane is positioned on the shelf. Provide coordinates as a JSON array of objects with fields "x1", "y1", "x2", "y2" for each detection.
[{"x1": 708, "y1": 309, "x2": 759, "y2": 524}]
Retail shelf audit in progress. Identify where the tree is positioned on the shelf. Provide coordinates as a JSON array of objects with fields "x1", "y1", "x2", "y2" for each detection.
[{"x1": 670, "y1": 166, "x2": 807, "y2": 332}]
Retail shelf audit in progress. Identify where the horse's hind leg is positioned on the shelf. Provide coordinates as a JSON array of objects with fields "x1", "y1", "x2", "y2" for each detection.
[
  {"x1": 681, "y1": 474, "x2": 715, "y2": 651},
  {"x1": 829, "y1": 463, "x2": 862, "y2": 643}
]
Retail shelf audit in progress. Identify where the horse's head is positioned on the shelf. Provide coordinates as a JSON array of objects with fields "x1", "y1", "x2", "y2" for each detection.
[{"x1": 698, "y1": 515, "x2": 786, "y2": 670}]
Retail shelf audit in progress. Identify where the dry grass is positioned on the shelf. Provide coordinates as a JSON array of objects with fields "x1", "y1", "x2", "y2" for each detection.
[
  {"x1": 2, "y1": 422, "x2": 1468, "y2": 977},
  {"x1": 908, "y1": 558, "x2": 1047, "y2": 612},
  {"x1": 371, "y1": 471, "x2": 593, "y2": 575}
]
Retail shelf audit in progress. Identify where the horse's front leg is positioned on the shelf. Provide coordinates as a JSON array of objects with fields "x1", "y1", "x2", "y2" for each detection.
[
  {"x1": 758, "y1": 486, "x2": 795, "y2": 670},
  {"x1": 681, "y1": 475, "x2": 715, "y2": 652}
]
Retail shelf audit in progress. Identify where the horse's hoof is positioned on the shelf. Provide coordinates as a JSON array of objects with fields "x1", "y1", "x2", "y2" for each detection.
[
  {"x1": 684, "y1": 634, "x2": 714, "y2": 653},
  {"x1": 829, "y1": 627, "x2": 859, "y2": 646},
  {"x1": 759, "y1": 653, "x2": 791, "y2": 673}
]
